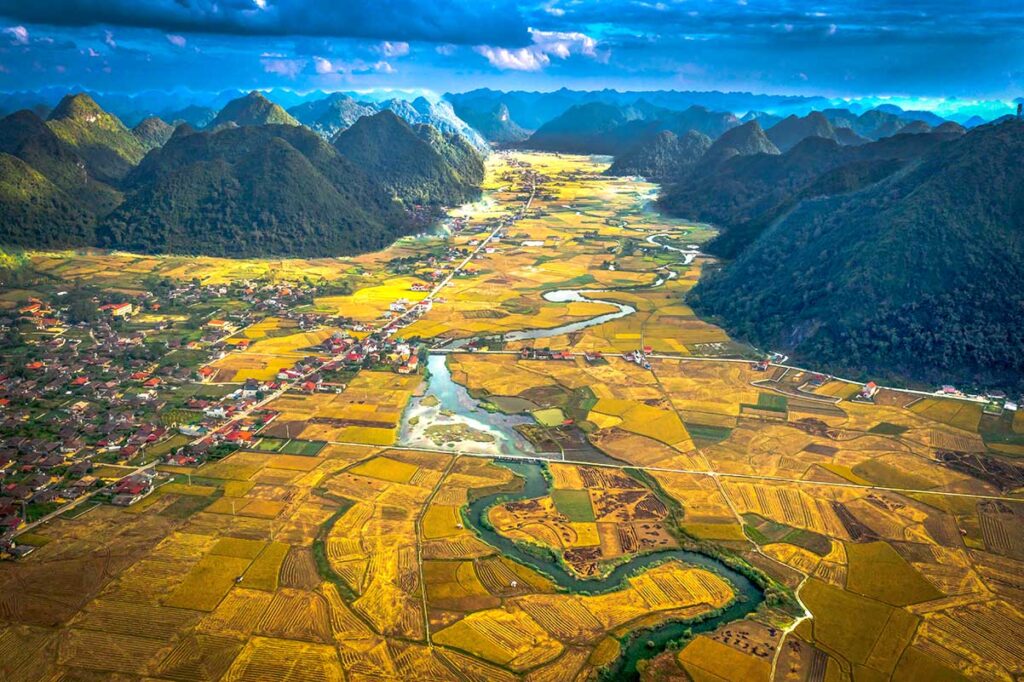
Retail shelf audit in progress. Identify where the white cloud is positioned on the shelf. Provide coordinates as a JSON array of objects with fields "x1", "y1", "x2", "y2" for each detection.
[
  {"x1": 313, "y1": 56, "x2": 335, "y2": 74},
  {"x1": 86, "y1": 47, "x2": 100, "y2": 57},
  {"x1": 828, "y1": 23, "x2": 838, "y2": 35},
  {"x1": 543, "y1": 1, "x2": 565, "y2": 16},
  {"x1": 166, "y1": 34, "x2": 186, "y2": 48},
  {"x1": 475, "y1": 26, "x2": 603, "y2": 72},
  {"x1": 376, "y1": 41, "x2": 409, "y2": 57},
  {"x1": 103, "y1": 30, "x2": 116, "y2": 48},
  {"x1": 474, "y1": 45, "x2": 550, "y2": 71},
  {"x1": 435, "y1": 43, "x2": 457, "y2": 56},
  {"x1": 253, "y1": 0, "x2": 267, "y2": 9},
  {"x1": 313, "y1": 57, "x2": 396, "y2": 76},
  {"x1": 261, "y1": 57, "x2": 306, "y2": 78},
  {"x1": 3, "y1": 25, "x2": 28, "y2": 45},
  {"x1": 528, "y1": 28, "x2": 597, "y2": 59}
]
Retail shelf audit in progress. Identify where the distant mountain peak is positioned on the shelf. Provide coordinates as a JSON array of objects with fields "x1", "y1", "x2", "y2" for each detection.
[
  {"x1": 48, "y1": 93, "x2": 108, "y2": 123},
  {"x1": 209, "y1": 91, "x2": 299, "y2": 128}
]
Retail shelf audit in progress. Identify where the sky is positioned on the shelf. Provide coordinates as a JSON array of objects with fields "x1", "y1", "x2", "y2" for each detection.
[{"x1": 0, "y1": 1, "x2": 1022, "y2": 99}]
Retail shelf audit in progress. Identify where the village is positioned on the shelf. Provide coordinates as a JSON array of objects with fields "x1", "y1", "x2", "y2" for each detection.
[{"x1": 0, "y1": 270, "x2": 435, "y2": 557}]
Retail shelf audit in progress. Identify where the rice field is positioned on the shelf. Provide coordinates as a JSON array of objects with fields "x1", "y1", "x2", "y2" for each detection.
[{"x1": 6, "y1": 152, "x2": 1021, "y2": 682}]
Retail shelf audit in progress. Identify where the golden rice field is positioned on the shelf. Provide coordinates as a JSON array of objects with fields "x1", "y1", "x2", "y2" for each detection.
[{"x1": 5, "y1": 152, "x2": 1022, "y2": 682}]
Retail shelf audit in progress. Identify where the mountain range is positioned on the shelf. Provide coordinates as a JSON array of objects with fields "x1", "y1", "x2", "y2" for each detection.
[
  {"x1": 520, "y1": 101, "x2": 739, "y2": 155},
  {"x1": 660, "y1": 125, "x2": 966, "y2": 257},
  {"x1": 0, "y1": 92, "x2": 484, "y2": 257},
  {"x1": 688, "y1": 119, "x2": 1023, "y2": 390}
]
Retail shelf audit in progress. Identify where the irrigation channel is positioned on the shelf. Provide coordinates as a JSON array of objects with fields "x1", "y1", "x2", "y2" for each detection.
[
  {"x1": 397, "y1": 225, "x2": 765, "y2": 677},
  {"x1": 464, "y1": 461, "x2": 764, "y2": 680}
]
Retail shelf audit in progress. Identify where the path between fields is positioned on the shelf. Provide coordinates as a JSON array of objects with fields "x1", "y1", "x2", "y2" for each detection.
[{"x1": 320, "y1": 439, "x2": 1021, "y2": 503}]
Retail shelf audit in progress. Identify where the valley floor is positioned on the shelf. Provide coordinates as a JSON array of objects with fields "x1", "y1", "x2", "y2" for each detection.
[{"x1": 2, "y1": 152, "x2": 1022, "y2": 682}]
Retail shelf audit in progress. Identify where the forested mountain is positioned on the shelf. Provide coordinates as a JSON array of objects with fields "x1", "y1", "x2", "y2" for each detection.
[
  {"x1": 445, "y1": 87, "x2": 828, "y2": 131},
  {"x1": 208, "y1": 91, "x2": 300, "y2": 129},
  {"x1": 333, "y1": 110, "x2": 484, "y2": 206},
  {"x1": 0, "y1": 109, "x2": 121, "y2": 247},
  {"x1": 165, "y1": 105, "x2": 217, "y2": 128},
  {"x1": 817, "y1": 107, "x2": 944, "y2": 140},
  {"x1": 521, "y1": 101, "x2": 737, "y2": 155},
  {"x1": 0, "y1": 92, "x2": 486, "y2": 257},
  {"x1": 689, "y1": 120, "x2": 1024, "y2": 391},
  {"x1": 606, "y1": 130, "x2": 711, "y2": 179},
  {"x1": 44, "y1": 93, "x2": 147, "y2": 183},
  {"x1": 765, "y1": 111, "x2": 867, "y2": 152},
  {"x1": 97, "y1": 124, "x2": 406, "y2": 257},
  {"x1": 131, "y1": 116, "x2": 174, "y2": 151},
  {"x1": 377, "y1": 97, "x2": 488, "y2": 151},
  {"x1": 662, "y1": 128, "x2": 963, "y2": 257},
  {"x1": 287, "y1": 93, "x2": 376, "y2": 138},
  {"x1": 0, "y1": 153, "x2": 97, "y2": 248},
  {"x1": 697, "y1": 120, "x2": 779, "y2": 169},
  {"x1": 456, "y1": 103, "x2": 529, "y2": 144}
]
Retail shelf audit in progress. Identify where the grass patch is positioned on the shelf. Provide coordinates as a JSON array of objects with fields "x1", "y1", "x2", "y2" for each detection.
[
  {"x1": 252, "y1": 437, "x2": 288, "y2": 452},
  {"x1": 845, "y1": 541, "x2": 942, "y2": 606},
  {"x1": 683, "y1": 422, "x2": 733, "y2": 445},
  {"x1": 550, "y1": 489, "x2": 595, "y2": 522},
  {"x1": 802, "y1": 578, "x2": 893, "y2": 665},
  {"x1": 276, "y1": 439, "x2": 326, "y2": 456},
  {"x1": 743, "y1": 513, "x2": 831, "y2": 556}
]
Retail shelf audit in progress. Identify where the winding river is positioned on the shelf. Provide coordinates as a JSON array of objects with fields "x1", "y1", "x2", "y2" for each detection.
[
  {"x1": 464, "y1": 460, "x2": 764, "y2": 680},
  {"x1": 401, "y1": 192, "x2": 766, "y2": 677}
]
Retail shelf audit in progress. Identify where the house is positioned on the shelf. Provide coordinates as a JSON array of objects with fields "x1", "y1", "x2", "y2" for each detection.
[
  {"x1": 860, "y1": 382, "x2": 879, "y2": 400},
  {"x1": 240, "y1": 379, "x2": 260, "y2": 398},
  {"x1": 100, "y1": 302, "x2": 134, "y2": 318},
  {"x1": 206, "y1": 319, "x2": 236, "y2": 333}
]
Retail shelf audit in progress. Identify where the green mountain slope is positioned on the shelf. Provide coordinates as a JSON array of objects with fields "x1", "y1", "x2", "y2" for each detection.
[
  {"x1": 661, "y1": 130, "x2": 960, "y2": 258},
  {"x1": 606, "y1": 130, "x2": 711, "y2": 179},
  {"x1": 287, "y1": 93, "x2": 376, "y2": 138},
  {"x1": 45, "y1": 93, "x2": 146, "y2": 183},
  {"x1": 689, "y1": 120, "x2": 1024, "y2": 391},
  {"x1": 0, "y1": 153, "x2": 97, "y2": 248},
  {"x1": 457, "y1": 103, "x2": 529, "y2": 144},
  {"x1": 765, "y1": 112, "x2": 856, "y2": 152},
  {"x1": 0, "y1": 109, "x2": 121, "y2": 247},
  {"x1": 521, "y1": 101, "x2": 737, "y2": 155},
  {"x1": 208, "y1": 91, "x2": 300, "y2": 128},
  {"x1": 132, "y1": 116, "x2": 174, "y2": 151},
  {"x1": 97, "y1": 124, "x2": 406, "y2": 257},
  {"x1": 333, "y1": 110, "x2": 484, "y2": 206},
  {"x1": 696, "y1": 120, "x2": 779, "y2": 169}
]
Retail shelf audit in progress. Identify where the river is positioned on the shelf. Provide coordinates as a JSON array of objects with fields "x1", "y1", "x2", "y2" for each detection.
[
  {"x1": 464, "y1": 460, "x2": 764, "y2": 680},
  {"x1": 399, "y1": 168, "x2": 765, "y2": 677},
  {"x1": 398, "y1": 354, "x2": 536, "y2": 455}
]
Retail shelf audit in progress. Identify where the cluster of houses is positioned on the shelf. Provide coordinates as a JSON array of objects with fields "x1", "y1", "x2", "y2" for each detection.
[
  {"x1": 519, "y1": 347, "x2": 575, "y2": 361},
  {"x1": 319, "y1": 332, "x2": 422, "y2": 376},
  {"x1": 624, "y1": 348, "x2": 652, "y2": 370}
]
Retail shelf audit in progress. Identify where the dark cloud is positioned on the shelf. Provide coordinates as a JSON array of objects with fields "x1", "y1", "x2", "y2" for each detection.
[
  {"x1": 0, "y1": 0, "x2": 531, "y2": 46},
  {"x1": 0, "y1": 1, "x2": 1020, "y2": 98}
]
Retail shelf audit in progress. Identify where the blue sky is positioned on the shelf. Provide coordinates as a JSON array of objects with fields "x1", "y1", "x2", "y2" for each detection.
[{"x1": 0, "y1": 1, "x2": 1022, "y2": 98}]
